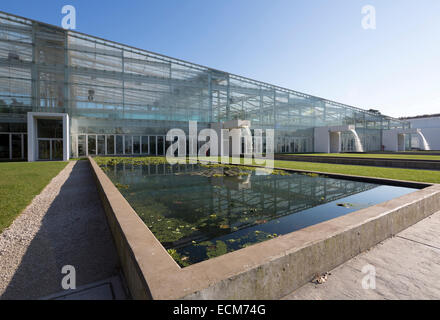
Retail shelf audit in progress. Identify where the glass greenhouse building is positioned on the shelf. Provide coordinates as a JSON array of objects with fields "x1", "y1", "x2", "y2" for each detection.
[{"x1": 0, "y1": 11, "x2": 411, "y2": 161}]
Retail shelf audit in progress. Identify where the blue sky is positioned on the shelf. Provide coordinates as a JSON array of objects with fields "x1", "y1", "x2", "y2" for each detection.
[{"x1": 2, "y1": 0, "x2": 439, "y2": 117}]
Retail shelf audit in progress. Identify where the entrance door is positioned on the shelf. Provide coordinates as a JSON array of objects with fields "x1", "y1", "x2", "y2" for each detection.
[
  {"x1": 37, "y1": 119, "x2": 64, "y2": 161},
  {"x1": 37, "y1": 139, "x2": 63, "y2": 160},
  {"x1": 38, "y1": 140, "x2": 50, "y2": 160},
  {"x1": 52, "y1": 140, "x2": 63, "y2": 160}
]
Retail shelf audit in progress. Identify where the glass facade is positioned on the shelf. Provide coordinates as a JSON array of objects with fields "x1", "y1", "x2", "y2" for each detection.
[{"x1": 0, "y1": 11, "x2": 411, "y2": 159}]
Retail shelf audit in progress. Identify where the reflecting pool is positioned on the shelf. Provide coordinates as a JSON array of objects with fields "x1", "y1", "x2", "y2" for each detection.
[{"x1": 101, "y1": 162, "x2": 417, "y2": 266}]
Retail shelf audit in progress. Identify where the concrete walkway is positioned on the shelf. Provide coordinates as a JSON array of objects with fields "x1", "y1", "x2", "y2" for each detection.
[
  {"x1": 283, "y1": 210, "x2": 440, "y2": 300},
  {"x1": 0, "y1": 161, "x2": 125, "y2": 300}
]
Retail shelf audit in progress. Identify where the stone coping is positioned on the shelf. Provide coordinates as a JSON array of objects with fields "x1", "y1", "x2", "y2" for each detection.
[{"x1": 89, "y1": 157, "x2": 440, "y2": 300}]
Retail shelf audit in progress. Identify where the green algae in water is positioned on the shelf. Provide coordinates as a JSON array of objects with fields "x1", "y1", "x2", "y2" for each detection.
[
  {"x1": 206, "y1": 240, "x2": 228, "y2": 259},
  {"x1": 100, "y1": 159, "x2": 417, "y2": 267},
  {"x1": 167, "y1": 249, "x2": 191, "y2": 267},
  {"x1": 95, "y1": 156, "x2": 169, "y2": 167},
  {"x1": 114, "y1": 183, "x2": 129, "y2": 190}
]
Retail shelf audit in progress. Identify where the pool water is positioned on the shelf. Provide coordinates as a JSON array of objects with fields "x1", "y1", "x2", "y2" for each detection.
[{"x1": 102, "y1": 162, "x2": 417, "y2": 267}]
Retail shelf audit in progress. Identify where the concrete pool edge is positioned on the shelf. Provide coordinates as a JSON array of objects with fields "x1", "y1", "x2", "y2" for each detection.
[
  {"x1": 89, "y1": 157, "x2": 181, "y2": 300},
  {"x1": 89, "y1": 157, "x2": 440, "y2": 300}
]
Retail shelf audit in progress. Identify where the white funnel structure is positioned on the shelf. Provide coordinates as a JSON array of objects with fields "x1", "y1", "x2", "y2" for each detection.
[
  {"x1": 382, "y1": 128, "x2": 430, "y2": 152},
  {"x1": 314, "y1": 125, "x2": 363, "y2": 153},
  {"x1": 417, "y1": 131, "x2": 431, "y2": 151},
  {"x1": 349, "y1": 128, "x2": 364, "y2": 152}
]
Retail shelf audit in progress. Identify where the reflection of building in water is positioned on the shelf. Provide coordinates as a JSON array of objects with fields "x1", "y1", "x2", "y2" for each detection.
[
  {"x1": 110, "y1": 163, "x2": 377, "y2": 224},
  {"x1": 211, "y1": 175, "x2": 252, "y2": 190}
]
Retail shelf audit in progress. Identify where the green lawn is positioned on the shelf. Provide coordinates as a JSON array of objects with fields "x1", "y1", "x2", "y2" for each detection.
[
  {"x1": 273, "y1": 160, "x2": 440, "y2": 184},
  {"x1": 0, "y1": 161, "x2": 67, "y2": 233},
  {"x1": 291, "y1": 153, "x2": 440, "y2": 161}
]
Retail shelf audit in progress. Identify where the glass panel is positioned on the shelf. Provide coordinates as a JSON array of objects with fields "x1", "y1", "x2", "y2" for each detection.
[
  {"x1": 37, "y1": 119, "x2": 63, "y2": 138},
  {"x1": 0, "y1": 134, "x2": 9, "y2": 159},
  {"x1": 70, "y1": 135, "x2": 76, "y2": 158},
  {"x1": 78, "y1": 135, "x2": 86, "y2": 156},
  {"x1": 52, "y1": 140, "x2": 63, "y2": 160},
  {"x1": 165, "y1": 138, "x2": 172, "y2": 156},
  {"x1": 12, "y1": 134, "x2": 22, "y2": 159},
  {"x1": 149, "y1": 136, "x2": 156, "y2": 155},
  {"x1": 125, "y1": 136, "x2": 132, "y2": 154},
  {"x1": 88, "y1": 135, "x2": 96, "y2": 155},
  {"x1": 133, "y1": 136, "x2": 140, "y2": 154},
  {"x1": 116, "y1": 135, "x2": 123, "y2": 154},
  {"x1": 157, "y1": 136, "x2": 164, "y2": 155},
  {"x1": 107, "y1": 135, "x2": 115, "y2": 155},
  {"x1": 38, "y1": 140, "x2": 50, "y2": 160},
  {"x1": 23, "y1": 134, "x2": 28, "y2": 159},
  {"x1": 141, "y1": 136, "x2": 149, "y2": 154},
  {"x1": 98, "y1": 135, "x2": 105, "y2": 155},
  {"x1": 0, "y1": 8, "x2": 413, "y2": 156}
]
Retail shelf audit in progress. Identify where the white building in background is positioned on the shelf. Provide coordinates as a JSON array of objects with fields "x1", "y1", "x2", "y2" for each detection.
[{"x1": 403, "y1": 115, "x2": 440, "y2": 151}]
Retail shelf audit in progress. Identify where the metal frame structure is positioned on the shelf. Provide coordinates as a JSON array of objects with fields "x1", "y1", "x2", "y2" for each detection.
[{"x1": 0, "y1": 11, "x2": 411, "y2": 159}]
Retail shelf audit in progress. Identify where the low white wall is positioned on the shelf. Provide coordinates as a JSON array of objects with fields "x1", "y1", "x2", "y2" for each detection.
[
  {"x1": 329, "y1": 132, "x2": 341, "y2": 153},
  {"x1": 314, "y1": 126, "x2": 356, "y2": 153},
  {"x1": 314, "y1": 127, "x2": 330, "y2": 153},
  {"x1": 382, "y1": 130, "x2": 398, "y2": 152},
  {"x1": 408, "y1": 117, "x2": 440, "y2": 150}
]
